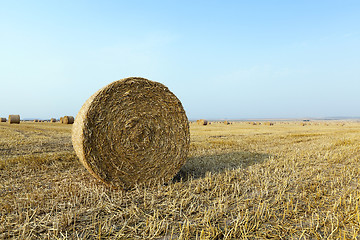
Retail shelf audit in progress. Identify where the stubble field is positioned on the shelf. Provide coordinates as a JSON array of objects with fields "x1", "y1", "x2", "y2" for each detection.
[{"x1": 1, "y1": 121, "x2": 360, "y2": 239}]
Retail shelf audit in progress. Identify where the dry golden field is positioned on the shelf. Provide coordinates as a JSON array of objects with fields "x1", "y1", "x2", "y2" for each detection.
[{"x1": 1, "y1": 121, "x2": 360, "y2": 239}]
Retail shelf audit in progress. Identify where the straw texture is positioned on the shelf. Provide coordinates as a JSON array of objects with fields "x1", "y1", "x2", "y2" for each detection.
[
  {"x1": 72, "y1": 77, "x2": 190, "y2": 189},
  {"x1": 9, "y1": 115, "x2": 20, "y2": 124}
]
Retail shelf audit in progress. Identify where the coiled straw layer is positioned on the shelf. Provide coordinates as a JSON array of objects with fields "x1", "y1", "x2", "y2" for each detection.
[{"x1": 72, "y1": 77, "x2": 190, "y2": 189}]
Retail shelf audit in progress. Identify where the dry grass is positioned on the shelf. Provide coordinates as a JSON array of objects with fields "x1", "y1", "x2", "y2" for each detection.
[{"x1": 1, "y1": 121, "x2": 360, "y2": 239}]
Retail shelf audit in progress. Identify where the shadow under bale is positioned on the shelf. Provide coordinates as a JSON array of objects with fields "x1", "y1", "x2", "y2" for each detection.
[{"x1": 173, "y1": 151, "x2": 270, "y2": 182}]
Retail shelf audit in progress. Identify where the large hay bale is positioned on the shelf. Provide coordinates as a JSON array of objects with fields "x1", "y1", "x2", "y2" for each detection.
[
  {"x1": 63, "y1": 116, "x2": 74, "y2": 124},
  {"x1": 197, "y1": 119, "x2": 208, "y2": 125},
  {"x1": 72, "y1": 77, "x2": 190, "y2": 189},
  {"x1": 60, "y1": 117, "x2": 63, "y2": 123},
  {"x1": 50, "y1": 118, "x2": 56, "y2": 123},
  {"x1": 0, "y1": 118, "x2": 6, "y2": 122},
  {"x1": 8, "y1": 115, "x2": 20, "y2": 124}
]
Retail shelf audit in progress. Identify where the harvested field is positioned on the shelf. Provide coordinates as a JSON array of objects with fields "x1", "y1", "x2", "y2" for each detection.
[{"x1": 1, "y1": 121, "x2": 360, "y2": 239}]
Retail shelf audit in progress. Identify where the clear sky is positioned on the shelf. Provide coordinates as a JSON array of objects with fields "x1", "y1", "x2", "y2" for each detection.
[{"x1": 1, "y1": 1, "x2": 359, "y2": 120}]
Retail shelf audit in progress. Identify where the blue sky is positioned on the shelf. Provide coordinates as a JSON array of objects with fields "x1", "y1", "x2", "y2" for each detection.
[{"x1": 0, "y1": 1, "x2": 359, "y2": 120}]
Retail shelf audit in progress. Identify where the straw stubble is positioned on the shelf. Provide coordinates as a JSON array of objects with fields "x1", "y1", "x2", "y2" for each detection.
[{"x1": 72, "y1": 77, "x2": 190, "y2": 189}]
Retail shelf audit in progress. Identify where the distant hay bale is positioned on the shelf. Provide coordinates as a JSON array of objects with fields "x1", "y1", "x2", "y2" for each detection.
[
  {"x1": 63, "y1": 116, "x2": 74, "y2": 124},
  {"x1": 224, "y1": 121, "x2": 230, "y2": 125},
  {"x1": 0, "y1": 118, "x2": 6, "y2": 122},
  {"x1": 8, "y1": 115, "x2": 20, "y2": 124},
  {"x1": 72, "y1": 77, "x2": 190, "y2": 189},
  {"x1": 60, "y1": 117, "x2": 63, "y2": 123},
  {"x1": 264, "y1": 122, "x2": 274, "y2": 126},
  {"x1": 197, "y1": 119, "x2": 208, "y2": 125},
  {"x1": 33, "y1": 119, "x2": 38, "y2": 122},
  {"x1": 50, "y1": 118, "x2": 56, "y2": 123}
]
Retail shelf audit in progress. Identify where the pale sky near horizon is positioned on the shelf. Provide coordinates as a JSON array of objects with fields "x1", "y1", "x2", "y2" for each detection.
[{"x1": 0, "y1": 1, "x2": 359, "y2": 120}]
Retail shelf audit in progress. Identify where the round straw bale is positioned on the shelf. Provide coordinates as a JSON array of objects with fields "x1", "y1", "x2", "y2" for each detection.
[
  {"x1": 60, "y1": 117, "x2": 63, "y2": 123},
  {"x1": 72, "y1": 77, "x2": 190, "y2": 189},
  {"x1": 8, "y1": 115, "x2": 20, "y2": 124},
  {"x1": 50, "y1": 118, "x2": 56, "y2": 123},
  {"x1": 197, "y1": 119, "x2": 208, "y2": 125},
  {"x1": 63, "y1": 116, "x2": 74, "y2": 124},
  {"x1": 0, "y1": 118, "x2": 6, "y2": 122}
]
